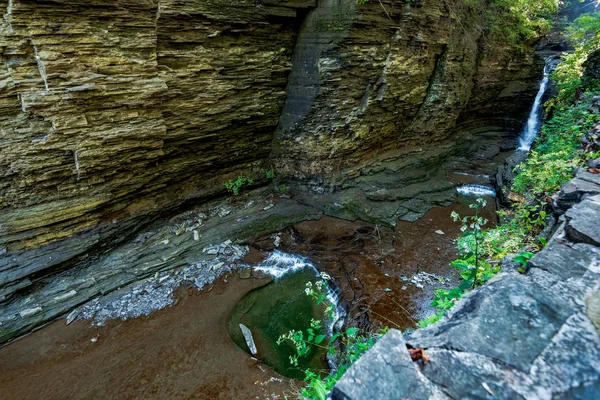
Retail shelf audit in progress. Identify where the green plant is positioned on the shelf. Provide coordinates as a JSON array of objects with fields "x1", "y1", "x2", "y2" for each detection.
[
  {"x1": 450, "y1": 198, "x2": 491, "y2": 288},
  {"x1": 263, "y1": 169, "x2": 276, "y2": 180},
  {"x1": 224, "y1": 176, "x2": 254, "y2": 196},
  {"x1": 462, "y1": 0, "x2": 558, "y2": 50},
  {"x1": 550, "y1": 11, "x2": 600, "y2": 105},
  {"x1": 513, "y1": 251, "x2": 535, "y2": 273},
  {"x1": 277, "y1": 272, "x2": 387, "y2": 399}
]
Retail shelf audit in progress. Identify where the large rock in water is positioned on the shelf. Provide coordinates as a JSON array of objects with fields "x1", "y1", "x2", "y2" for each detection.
[
  {"x1": 0, "y1": 0, "x2": 542, "y2": 299},
  {"x1": 333, "y1": 176, "x2": 600, "y2": 399}
]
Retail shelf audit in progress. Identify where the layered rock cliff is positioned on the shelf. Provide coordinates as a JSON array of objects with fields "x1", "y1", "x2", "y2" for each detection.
[
  {"x1": 0, "y1": 0, "x2": 311, "y2": 299},
  {"x1": 0, "y1": 1, "x2": 542, "y2": 308}
]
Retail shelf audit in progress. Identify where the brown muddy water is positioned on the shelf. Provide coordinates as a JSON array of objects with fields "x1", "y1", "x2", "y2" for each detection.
[
  {"x1": 0, "y1": 276, "x2": 292, "y2": 400},
  {"x1": 252, "y1": 195, "x2": 497, "y2": 332},
  {"x1": 0, "y1": 195, "x2": 496, "y2": 400}
]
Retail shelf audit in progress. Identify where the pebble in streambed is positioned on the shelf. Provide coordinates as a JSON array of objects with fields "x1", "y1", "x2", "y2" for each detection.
[{"x1": 70, "y1": 241, "x2": 249, "y2": 326}]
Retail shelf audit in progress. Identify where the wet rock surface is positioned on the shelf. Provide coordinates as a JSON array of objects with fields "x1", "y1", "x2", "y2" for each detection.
[
  {"x1": 0, "y1": 189, "x2": 322, "y2": 343},
  {"x1": 333, "y1": 174, "x2": 600, "y2": 399},
  {"x1": 0, "y1": 0, "x2": 543, "y2": 300}
]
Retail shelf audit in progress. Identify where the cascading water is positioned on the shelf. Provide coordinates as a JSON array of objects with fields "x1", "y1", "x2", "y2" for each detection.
[
  {"x1": 456, "y1": 184, "x2": 497, "y2": 197},
  {"x1": 517, "y1": 60, "x2": 553, "y2": 151},
  {"x1": 252, "y1": 251, "x2": 346, "y2": 335},
  {"x1": 227, "y1": 251, "x2": 346, "y2": 379}
]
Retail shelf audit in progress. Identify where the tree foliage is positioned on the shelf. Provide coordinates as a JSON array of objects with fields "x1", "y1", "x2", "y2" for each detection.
[
  {"x1": 552, "y1": 11, "x2": 600, "y2": 104},
  {"x1": 464, "y1": 0, "x2": 558, "y2": 48}
]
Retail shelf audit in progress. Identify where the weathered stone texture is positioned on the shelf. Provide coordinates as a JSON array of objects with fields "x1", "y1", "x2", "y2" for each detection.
[
  {"x1": 0, "y1": 0, "x2": 308, "y2": 295},
  {"x1": 275, "y1": 0, "x2": 541, "y2": 183},
  {"x1": 271, "y1": 0, "x2": 542, "y2": 227}
]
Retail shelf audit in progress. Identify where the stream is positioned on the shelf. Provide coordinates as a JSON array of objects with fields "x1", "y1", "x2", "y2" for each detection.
[
  {"x1": 227, "y1": 252, "x2": 344, "y2": 380},
  {"x1": 0, "y1": 60, "x2": 553, "y2": 398}
]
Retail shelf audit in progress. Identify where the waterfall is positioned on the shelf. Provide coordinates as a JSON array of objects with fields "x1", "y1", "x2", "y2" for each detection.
[
  {"x1": 517, "y1": 61, "x2": 552, "y2": 151},
  {"x1": 457, "y1": 184, "x2": 497, "y2": 197},
  {"x1": 252, "y1": 251, "x2": 346, "y2": 335}
]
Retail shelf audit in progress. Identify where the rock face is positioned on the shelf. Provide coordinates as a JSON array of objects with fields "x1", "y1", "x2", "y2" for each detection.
[
  {"x1": 274, "y1": 0, "x2": 542, "y2": 185},
  {"x1": 0, "y1": 1, "x2": 543, "y2": 311},
  {"x1": 553, "y1": 168, "x2": 600, "y2": 213},
  {"x1": 0, "y1": 0, "x2": 311, "y2": 297},
  {"x1": 333, "y1": 174, "x2": 600, "y2": 399}
]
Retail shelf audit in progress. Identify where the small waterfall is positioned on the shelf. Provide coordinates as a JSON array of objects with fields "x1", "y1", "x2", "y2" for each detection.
[
  {"x1": 518, "y1": 61, "x2": 552, "y2": 151},
  {"x1": 252, "y1": 250, "x2": 313, "y2": 279},
  {"x1": 252, "y1": 251, "x2": 346, "y2": 335},
  {"x1": 457, "y1": 184, "x2": 497, "y2": 197}
]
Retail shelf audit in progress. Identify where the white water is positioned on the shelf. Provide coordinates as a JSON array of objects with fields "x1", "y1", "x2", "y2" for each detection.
[
  {"x1": 253, "y1": 250, "x2": 346, "y2": 335},
  {"x1": 253, "y1": 250, "x2": 312, "y2": 279},
  {"x1": 457, "y1": 184, "x2": 497, "y2": 197},
  {"x1": 518, "y1": 62, "x2": 552, "y2": 151}
]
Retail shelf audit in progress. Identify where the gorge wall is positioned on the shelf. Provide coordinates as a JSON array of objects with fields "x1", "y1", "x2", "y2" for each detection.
[{"x1": 0, "y1": 1, "x2": 543, "y2": 306}]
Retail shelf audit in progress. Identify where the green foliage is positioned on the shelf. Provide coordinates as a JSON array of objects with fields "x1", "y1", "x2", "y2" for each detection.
[
  {"x1": 224, "y1": 176, "x2": 254, "y2": 196},
  {"x1": 263, "y1": 169, "x2": 276, "y2": 180},
  {"x1": 513, "y1": 251, "x2": 535, "y2": 272},
  {"x1": 450, "y1": 198, "x2": 491, "y2": 286},
  {"x1": 421, "y1": 12, "x2": 600, "y2": 327},
  {"x1": 418, "y1": 310, "x2": 445, "y2": 328},
  {"x1": 277, "y1": 272, "x2": 388, "y2": 399},
  {"x1": 421, "y1": 199, "x2": 494, "y2": 326},
  {"x1": 464, "y1": 0, "x2": 558, "y2": 49},
  {"x1": 513, "y1": 93, "x2": 600, "y2": 196},
  {"x1": 299, "y1": 327, "x2": 386, "y2": 400},
  {"x1": 551, "y1": 11, "x2": 600, "y2": 105}
]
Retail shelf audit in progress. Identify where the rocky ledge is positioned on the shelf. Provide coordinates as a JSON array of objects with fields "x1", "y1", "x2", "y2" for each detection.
[{"x1": 333, "y1": 171, "x2": 600, "y2": 399}]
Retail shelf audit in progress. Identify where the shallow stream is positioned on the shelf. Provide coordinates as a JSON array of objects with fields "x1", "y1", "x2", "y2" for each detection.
[{"x1": 228, "y1": 259, "x2": 330, "y2": 380}]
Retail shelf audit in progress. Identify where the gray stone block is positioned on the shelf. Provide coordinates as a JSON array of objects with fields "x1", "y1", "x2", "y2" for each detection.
[
  {"x1": 407, "y1": 274, "x2": 573, "y2": 371},
  {"x1": 565, "y1": 195, "x2": 600, "y2": 247},
  {"x1": 332, "y1": 330, "x2": 445, "y2": 400},
  {"x1": 528, "y1": 240, "x2": 592, "y2": 279}
]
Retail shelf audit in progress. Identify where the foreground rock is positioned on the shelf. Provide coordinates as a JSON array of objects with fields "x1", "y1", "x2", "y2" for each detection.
[{"x1": 334, "y1": 177, "x2": 600, "y2": 399}]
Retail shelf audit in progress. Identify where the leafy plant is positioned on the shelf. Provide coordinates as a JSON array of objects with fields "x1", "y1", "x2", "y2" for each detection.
[
  {"x1": 450, "y1": 198, "x2": 490, "y2": 288},
  {"x1": 224, "y1": 176, "x2": 254, "y2": 196},
  {"x1": 277, "y1": 272, "x2": 387, "y2": 399},
  {"x1": 551, "y1": 11, "x2": 600, "y2": 105},
  {"x1": 463, "y1": 0, "x2": 558, "y2": 50},
  {"x1": 513, "y1": 251, "x2": 535, "y2": 273},
  {"x1": 263, "y1": 169, "x2": 276, "y2": 180}
]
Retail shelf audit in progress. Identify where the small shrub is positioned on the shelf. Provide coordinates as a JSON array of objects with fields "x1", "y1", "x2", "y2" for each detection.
[
  {"x1": 224, "y1": 176, "x2": 254, "y2": 196},
  {"x1": 263, "y1": 169, "x2": 276, "y2": 180},
  {"x1": 277, "y1": 272, "x2": 388, "y2": 399}
]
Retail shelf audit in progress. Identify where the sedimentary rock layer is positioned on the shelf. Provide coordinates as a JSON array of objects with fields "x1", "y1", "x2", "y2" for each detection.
[
  {"x1": 0, "y1": 0, "x2": 542, "y2": 300},
  {"x1": 0, "y1": 0, "x2": 310, "y2": 296}
]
